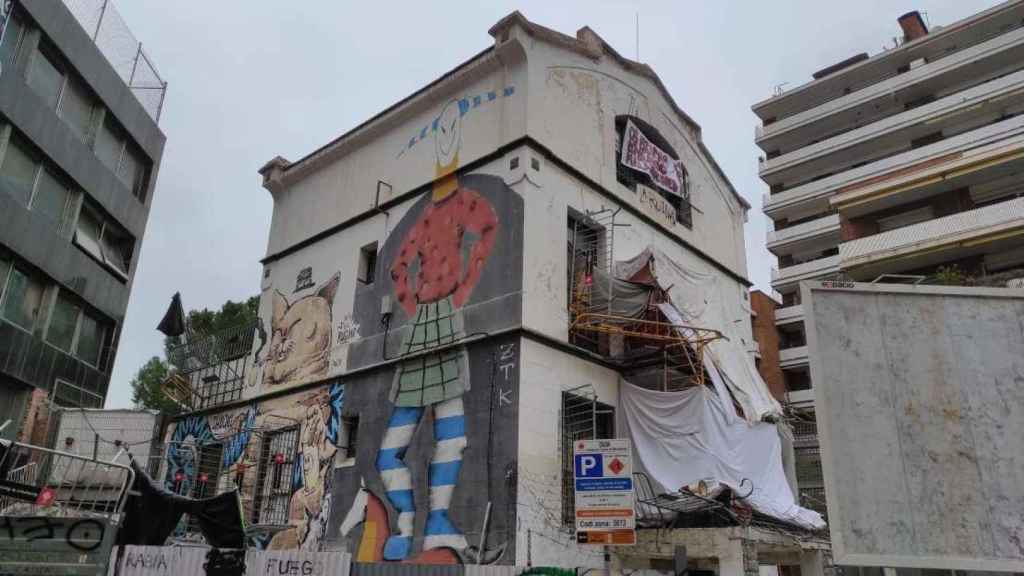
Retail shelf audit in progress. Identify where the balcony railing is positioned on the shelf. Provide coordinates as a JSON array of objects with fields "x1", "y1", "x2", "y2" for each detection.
[
  {"x1": 786, "y1": 388, "x2": 815, "y2": 407},
  {"x1": 756, "y1": 25, "x2": 1024, "y2": 148},
  {"x1": 767, "y1": 213, "x2": 841, "y2": 254},
  {"x1": 841, "y1": 196, "x2": 1024, "y2": 268},
  {"x1": 0, "y1": 320, "x2": 109, "y2": 405},
  {"x1": 764, "y1": 114, "x2": 1024, "y2": 219},
  {"x1": 779, "y1": 345, "x2": 809, "y2": 368},
  {"x1": 775, "y1": 304, "x2": 805, "y2": 326},
  {"x1": 760, "y1": 68, "x2": 1024, "y2": 184},
  {"x1": 166, "y1": 320, "x2": 257, "y2": 374},
  {"x1": 772, "y1": 255, "x2": 841, "y2": 291},
  {"x1": 165, "y1": 321, "x2": 258, "y2": 411}
]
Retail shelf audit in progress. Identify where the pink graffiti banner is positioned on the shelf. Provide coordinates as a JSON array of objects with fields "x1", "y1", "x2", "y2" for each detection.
[{"x1": 620, "y1": 120, "x2": 687, "y2": 197}]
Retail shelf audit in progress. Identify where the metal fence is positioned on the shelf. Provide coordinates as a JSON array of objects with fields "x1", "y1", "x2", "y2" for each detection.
[{"x1": 62, "y1": 0, "x2": 167, "y2": 123}]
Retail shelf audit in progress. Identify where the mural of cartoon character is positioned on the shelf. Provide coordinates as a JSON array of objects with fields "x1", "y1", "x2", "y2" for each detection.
[
  {"x1": 263, "y1": 273, "x2": 340, "y2": 388},
  {"x1": 268, "y1": 383, "x2": 344, "y2": 550},
  {"x1": 163, "y1": 384, "x2": 343, "y2": 550},
  {"x1": 375, "y1": 97, "x2": 499, "y2": 561}
]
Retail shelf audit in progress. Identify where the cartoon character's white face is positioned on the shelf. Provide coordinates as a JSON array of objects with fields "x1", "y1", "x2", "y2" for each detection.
[{"x1": 434, "y1": 99, "x2": 462, "y2": 168}]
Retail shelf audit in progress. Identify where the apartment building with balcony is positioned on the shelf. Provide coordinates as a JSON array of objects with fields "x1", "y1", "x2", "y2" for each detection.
[
  {"x1": 753, "y1": 1, "x2": 1024, "y2": 515},
  {"x1": 0, "y1": 1, "x2": 165, "y2": 439}
]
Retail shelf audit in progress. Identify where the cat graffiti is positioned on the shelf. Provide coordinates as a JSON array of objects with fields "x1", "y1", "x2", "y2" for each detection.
[{"x1": 263, "y1": 273, "x2": 340, "y2": 389}]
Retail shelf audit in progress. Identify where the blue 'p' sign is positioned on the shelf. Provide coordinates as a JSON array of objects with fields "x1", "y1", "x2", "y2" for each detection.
[{"x1": 574, "y1": 454, "x2": 603, "y2": 478}]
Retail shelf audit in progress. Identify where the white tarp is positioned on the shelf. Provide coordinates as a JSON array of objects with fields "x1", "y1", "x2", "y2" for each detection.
[
  {"x1": 618, "y1": 379, "x2": 825, "y2": 530},
  {"x1": 617, "y1": 246, "x2": 782, "y2": 421}
]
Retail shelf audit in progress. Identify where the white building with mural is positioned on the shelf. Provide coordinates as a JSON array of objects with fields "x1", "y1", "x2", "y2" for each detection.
[{"x1": 159, "y1": 12, "x2": 826, "y2": 575}]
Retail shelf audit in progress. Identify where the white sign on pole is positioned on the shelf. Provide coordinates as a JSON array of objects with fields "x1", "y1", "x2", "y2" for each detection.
[{"x1": 573, "y1": 438, "x2": 636, "y2": 545}]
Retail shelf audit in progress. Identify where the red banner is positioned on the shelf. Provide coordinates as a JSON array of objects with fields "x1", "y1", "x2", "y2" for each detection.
[{"x1": 620, "y1": 120, "x2": 687, "y2": 197}]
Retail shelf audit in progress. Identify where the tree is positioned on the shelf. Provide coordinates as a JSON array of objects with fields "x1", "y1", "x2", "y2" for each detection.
[
  {"x1": 182, "y1": 296, "x2": 260, "y2": 340},
  {"x1": 134, "y1": 297, "x2": 260, "y2": 414},
  {"x1": 130, "y1": 356, "x2": 178, "y2": 413}
]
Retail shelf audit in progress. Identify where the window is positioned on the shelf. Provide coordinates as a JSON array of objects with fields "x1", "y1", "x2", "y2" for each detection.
[
  {"x1": 0, "y1": 8, "x2": 26, "y2": 69},
  {"x1": 59, "y1": 76, "x2": 96, "y2": 143},
  {"x1": 74, "y1": 204, "x2": 134, "y2": 280},
  {"x1": 76, "y1": 311, "x2": 104, "y2": 367},
  {"x1": 118, "y1": 144, "x2": 147, "y2": 200},
  {"x1": 74, "y1": 206, "x2": 103, "y2": 257},
  {"x1": 560, "y1": 391, "x2": 614, "y2": 527},
  {"x1": 358, "y1": 242, "x2": 377, "y2": 284},
  {"x1": 99, "y1": 223, "x2": 132, "y2": 277},
  {"x1": 1, "y1": 268, "x2": 44, "y2": 331},
  {"x1": 0, "y1": 133, "x2": 77, "y2": 231},
  {"x1": 0, "y1": 135, "x2": 38, "y2": 205},
  {"x1": 52, "y1": 379, "x2": 103, "y2": 409},
  {"x1": 45, "y1": 291, "x2": 108, "y2": 366},
  {"x1": 31, "y1": 167, "x2": 73, "y2": 230},
  {"x1": 27, "y1": 44, "x2": 64, "y2": 109},
  {"x1": 94, "y1": 116, "x2": 123, "y2": 174},
  {"x1": 93, "y1": 116, "x2": 149, "y2": 201},
  {"x1": 254, "y1": 427, "x2": 299, "y2": 525},
  {"x1": 0, "y1": 258, "x2": 9, "y2": 303},
  {"x1": 341, "y1": 415, "x2": 360, "y2": 459},
  {"x1": 47, "y1": 293, "x2": 80, "y2": 352}
]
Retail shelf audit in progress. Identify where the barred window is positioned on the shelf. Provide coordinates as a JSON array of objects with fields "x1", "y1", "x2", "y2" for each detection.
[{"x1": 254, "y1": 427, "x2": 299, "y2": 525}]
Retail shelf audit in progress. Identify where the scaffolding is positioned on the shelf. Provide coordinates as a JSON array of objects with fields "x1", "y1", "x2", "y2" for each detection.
[{"x1": 567, "y1": 208, "x2": 724, "y2": 392}]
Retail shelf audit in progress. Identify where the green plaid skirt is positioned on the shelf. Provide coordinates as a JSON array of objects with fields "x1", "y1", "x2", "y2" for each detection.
[{"x1": 390, "y1": 297, "x2": 469, "y2": 407}]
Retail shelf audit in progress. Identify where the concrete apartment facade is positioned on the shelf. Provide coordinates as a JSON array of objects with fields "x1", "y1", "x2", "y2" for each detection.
[
  {"x1": 153, "y1": 13, "x2": 832, "y2": 573},
  {"x1": 753, "y1": 0, "x2": 1024, "y2": 514},
  {"x1": 0, "y1": 0, "x2": 165, "y2": 439}
]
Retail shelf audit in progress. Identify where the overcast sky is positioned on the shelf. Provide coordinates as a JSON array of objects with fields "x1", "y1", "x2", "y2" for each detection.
[{"x1": 106, "y1": 0, "x2": 1000, "y2": 407}]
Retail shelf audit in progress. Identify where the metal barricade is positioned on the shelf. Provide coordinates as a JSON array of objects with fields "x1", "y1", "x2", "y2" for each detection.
[{"x1": 0, "y1": 439, "x2": 134, "y2": 575}]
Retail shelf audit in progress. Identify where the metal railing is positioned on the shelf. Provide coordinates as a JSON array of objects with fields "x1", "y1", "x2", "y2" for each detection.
[
  {"x1": 0, "y1": 437, "x2": 134, "y2": 518},
  {"x1": 0, "y1": 320, "x2": 110, "y2": 405},
  {"x1": 166, "y1": 320, "x2": 258, "y2": 374},
  {"x1": 62, "y1": 0, "x2": 167, "y2": 123}
]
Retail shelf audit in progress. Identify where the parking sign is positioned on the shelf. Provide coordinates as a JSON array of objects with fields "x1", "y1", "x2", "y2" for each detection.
[{"x1": 573, "y1": 439, "x2": 636, "y2": 545}]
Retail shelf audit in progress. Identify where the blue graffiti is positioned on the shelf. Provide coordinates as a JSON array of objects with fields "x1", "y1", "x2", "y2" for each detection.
[
  {"x1": 164, "y1": 414, "x2": 215, "y2": 493},
  {"x1": 397, "y1": 86, "x2": 515, "y2": 157},
  {"x1": 164, "y1": 404, "x2": 258, "y2": 494},
  {"x1": 222, "y1": 405, "x2": 258, "y2": 468},
  {"x1": 325, "y1": 382, "x2": 344, "y2": 446}
]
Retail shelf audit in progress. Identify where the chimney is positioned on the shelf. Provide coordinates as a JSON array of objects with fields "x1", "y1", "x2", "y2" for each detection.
[{"x1": 898, "y1": 11, "x2": 928, "y2": 42}]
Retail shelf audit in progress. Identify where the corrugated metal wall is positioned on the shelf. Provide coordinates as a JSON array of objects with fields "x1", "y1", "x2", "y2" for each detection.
[
  {"x1": 111, "y1": 546, "x2": 209, "y2": 576},
  {"x1": 246, "y1": 550, "x2": 351, "y2": 576},
  {"x1": 110, "y1": 546, "x2": 353, "y2": 576},
  {"x1": 351, "y1": 562, "x2": 464, "y2": 576}
]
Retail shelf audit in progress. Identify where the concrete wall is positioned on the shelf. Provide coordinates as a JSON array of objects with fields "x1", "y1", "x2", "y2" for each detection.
[
  {"x1": 515, "y1": 337, "x2": 620, "y2": 568},
  {"x1": 264, "y1": 49, "x2": 527, "y2": 258},
  {"x1": 523, "y1": 34, "x2": 749, "y2": 280},
  {"x1": 803, "y1": 282, "x2": 1024, "y2": 571},
  {"x1": 247, "y1": 155, "x2": 524, "y2": 399}
]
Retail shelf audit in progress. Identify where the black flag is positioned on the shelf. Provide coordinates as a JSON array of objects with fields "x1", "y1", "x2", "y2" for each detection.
[{"x1": 157, "y1": 292, "x2": 186, "y2": 338}]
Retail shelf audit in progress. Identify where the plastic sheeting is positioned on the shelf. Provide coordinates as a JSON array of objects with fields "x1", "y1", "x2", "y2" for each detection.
[
  {"x1": 620, "y1": 246, "x2": 782, "y2": 421},
  {"x1": 587, "y1": 267, "x2": 653, "y2": 319},
  {"x1": 618, "y1": 379, "x2": 825, "y2": 530}
]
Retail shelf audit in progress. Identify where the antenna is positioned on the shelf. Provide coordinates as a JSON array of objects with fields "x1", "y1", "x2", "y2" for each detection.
[{"x1": 635, "y1": 12, "x2": 640, "y2": 61}]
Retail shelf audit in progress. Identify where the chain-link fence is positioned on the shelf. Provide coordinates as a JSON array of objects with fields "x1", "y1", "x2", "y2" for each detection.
[{"x1": 62, "y1": 0, "x2": 166, "y2": 123}]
